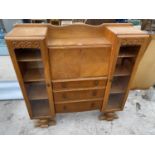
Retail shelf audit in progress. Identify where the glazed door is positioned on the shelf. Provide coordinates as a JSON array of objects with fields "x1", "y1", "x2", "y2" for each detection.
[
  {"x1": 102, "y1": 37, "x2": 150, "y2": 112},
  {"x1": 6, "y1": 40, "x2": 55, "y2": 119}
]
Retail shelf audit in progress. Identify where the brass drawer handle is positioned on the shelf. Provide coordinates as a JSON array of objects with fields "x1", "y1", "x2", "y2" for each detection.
[
  {"x1": 92, "y1": 90, "x2": 97, "y2": 96},
  {"x1": 62, "y1": 93, "x2": 67, "y2": 99},
  {"x1": 94, "y1": 80, "x2": 99, "y2": 86},
  {"x1": 63, "y1": 105, "x2": 67, "y2": 111}
]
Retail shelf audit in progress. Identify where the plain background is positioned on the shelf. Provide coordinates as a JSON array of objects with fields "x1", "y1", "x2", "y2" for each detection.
[{"x1": 0, "y1": 0, "x2": 154, "y2": 154}]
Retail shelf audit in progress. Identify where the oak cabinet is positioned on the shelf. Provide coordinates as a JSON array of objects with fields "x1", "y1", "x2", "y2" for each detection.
[{"x1": 5, "y1": 23, "x2": 150, "y2": 127}]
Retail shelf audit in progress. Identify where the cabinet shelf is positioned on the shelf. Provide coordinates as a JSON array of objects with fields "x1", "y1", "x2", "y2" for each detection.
[
  {"x1": 17, "y1": 52, "x2": 42, "y2": 62},
  {"x1": 118, "y1": 51, "x2": 136, "y2": 58},
  {"x1": 15, "y1": 48, "x2": 42, "y2": 62},
  {"x1": 106, "y1": 94, "x2": 123, "y2": 111},
  {"x1": 26, "y1": 83, "x2": 48, "y2": 100},
  {"x1": 110, "y1": 76, "x2": 129, "y2": 94},
  {"x1": 114, "y1": 65, "x2": 130, "y2": 77},
  {"x1": 118, "y1": 45, "x2": 140, "y2": 58},
  {"x1": 23, "y1": 68, "x2": 45, "y2": 82},
  {"x1": 31, "y1": 100, "x2": 51, "y2": 118},
  {"x1": 110, "y1": 81, "x2": 125, "y2": 94}
]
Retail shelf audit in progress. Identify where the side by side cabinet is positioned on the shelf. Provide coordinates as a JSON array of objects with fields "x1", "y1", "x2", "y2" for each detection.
[
  {"x1": 6, "y1": 39, "x2": 55, "y2": 126},
  {"x1": 5, "y1": 24, "x2": 150, "y2": 127}
]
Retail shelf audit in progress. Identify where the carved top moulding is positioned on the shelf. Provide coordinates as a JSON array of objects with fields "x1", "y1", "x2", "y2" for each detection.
[
  {"x1": 12, "y1": 40, "x2": 40, "y2": 49},
  {"x1": 121, "y1": 38, "x2": 143, "y2": 46}
]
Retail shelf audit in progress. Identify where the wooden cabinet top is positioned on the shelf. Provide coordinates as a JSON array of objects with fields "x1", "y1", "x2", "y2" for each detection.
[
  {"x1": 5, "y1": 23, "x2": 149, "y2": 47},
  {"x1": 5, "y1": 26, "x2": 48, "y2": 38},
  {"x1": 106, "y1": 25, "x2": 146, "y2": 35}
]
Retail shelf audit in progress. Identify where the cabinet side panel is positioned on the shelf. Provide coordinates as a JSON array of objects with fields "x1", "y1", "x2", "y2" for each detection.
[
  {"x1": 40, "y1": 40, "x2": 55, "y2": 117},
  {"x1": 101, "y1": 36, "x2": 121, "y2": 111}
]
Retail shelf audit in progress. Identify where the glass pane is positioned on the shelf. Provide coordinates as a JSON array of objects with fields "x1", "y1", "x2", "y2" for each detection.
[
  {"x1": 30, "y1": 99, "x2": 51, "y2": 118},
  {"x1": 18, "y1": 61, "x2": 44, "y2": 82},
  {"x1": 106, "y1": 94, "x2": 124, "y2": 110},
  {"x1": 14, "y1": 48, "x2": 51, "y2": 118},
  {"x1": 25, "y1": 82, "x2": 48, "y2": 100}
]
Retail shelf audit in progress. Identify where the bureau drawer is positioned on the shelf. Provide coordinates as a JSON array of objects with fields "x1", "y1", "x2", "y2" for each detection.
[
  {"x1": 52, "y1": 77, "x2": 107, "y2": 90},
  {"x1": 53, "y1": 88, "x2": 105, "y2": 102},
  {"x1": 55, "y1": 99, "x2": 102, "y2": 113}
]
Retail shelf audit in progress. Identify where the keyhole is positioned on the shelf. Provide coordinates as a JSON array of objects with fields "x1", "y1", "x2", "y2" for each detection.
[
  {"x1": 62, "y1": 93, "x2": 67, "y2": 99},
  {"x1": 61, "y1": 83, "x2": 67, "y2": 88},
  {"x1": 63, "y1": 105, "x2": 67, "y2": 111}
]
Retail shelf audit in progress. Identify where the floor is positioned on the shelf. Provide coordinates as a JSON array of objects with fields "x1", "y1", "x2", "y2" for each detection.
[
  {"x1": 0, "y1": 39, "x2": 9, "y2": 56},
  {"x1": 0, "y1": 56, "x2": 17, "y2": 81},
  {"x1": 0, "y1": 56, "x2": 155, "y2": 135},
  {"x1": 0, "y1": 88, "x2": 155, "y2": 135}
]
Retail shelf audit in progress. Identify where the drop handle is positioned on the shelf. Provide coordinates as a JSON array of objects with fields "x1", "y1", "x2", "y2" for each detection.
[
  {"x1": 91, "y1": 102, "x2": 95, "y2": 108},
  {"x1": 94, "y1": 80, "x2": 99, "y2": 86},
  {"x1": 63, "y1": 105, "x2": 67, "y2": 111},
  {"x1": 62, "y1": 93, "x2": 67, "y2": 99},
  {"x1": 92, "y1": 91, "x2": 97, "y2": 96}
]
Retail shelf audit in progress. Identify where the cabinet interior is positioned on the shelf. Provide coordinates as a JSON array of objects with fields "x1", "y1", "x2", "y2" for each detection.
[
  {"x1": 15, "y1": 48, "x2": 51, "y2": 118},
  {"x1": 106, "y1": 45, "x2": 141, "y2": 111}
]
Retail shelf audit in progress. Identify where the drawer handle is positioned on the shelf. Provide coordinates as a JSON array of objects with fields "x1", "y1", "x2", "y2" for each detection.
[
  {"x1": 92, "y1": 90, "x2": 97, "y2": 96},
  {"x1": 62, "y1": 93, "x2": 67, "y2": 99},
  {"x1": 61, "y1": 83, "x2": 67, "y2": 88},
  {"x1": 94, "y1": 80, "x2": 99, "y2": 86},
  {"x1": 63, "y1": 105, "x2": 67, "y2": 111}
]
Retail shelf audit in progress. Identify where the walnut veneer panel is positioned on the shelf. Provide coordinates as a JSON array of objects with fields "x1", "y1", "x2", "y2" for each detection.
[
  {"x1": 53, "y1": 88, "x2": 105, "y2": 102},
  {"x1": 55, "y1": 99, "x2": 102, "y2": 113},
  {"x1": 50, "y1": 47, "x2": 111, "y2": 80},
  {"x1": 52, "y1": 77, "x2": 107, "y2": 90}
]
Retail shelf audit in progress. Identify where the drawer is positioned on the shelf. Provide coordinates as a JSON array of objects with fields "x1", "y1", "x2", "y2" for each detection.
[
  {"x1": 53, "y1": 88, "x2": 105, "y2": 102},
  {"x1": 55, "y1": 99, "x2": 102, "y2": 113},
  {"x1": 52, "y1": 77, "x2": 107, "y2": 90}
]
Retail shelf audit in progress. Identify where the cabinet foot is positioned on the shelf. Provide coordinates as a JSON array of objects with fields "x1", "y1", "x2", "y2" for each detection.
[
  {"x1": 99, "y1": 112, "x2": 118, "y2": 121},
  {"x1": 35, "y1": 118, "x2": 56, "y2": 128}
]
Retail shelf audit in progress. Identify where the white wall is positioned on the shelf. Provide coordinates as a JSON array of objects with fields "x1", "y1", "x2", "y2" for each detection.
[{"x1": 2, "y1": 19, "x2": 23, "y2": 32}]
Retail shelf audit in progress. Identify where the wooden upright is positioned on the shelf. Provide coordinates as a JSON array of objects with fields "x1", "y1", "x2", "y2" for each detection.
[{"x1": 5, "y1": 23, "x2": 150, "y2": 126}]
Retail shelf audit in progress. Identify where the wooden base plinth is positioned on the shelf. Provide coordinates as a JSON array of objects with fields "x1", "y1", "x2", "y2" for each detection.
[
  {"x1": 35, "y1": 118, "x2": 56, "y2": 128},
  {"x1": 99, "y1": 112, "x2": 118, "y2": 121}
]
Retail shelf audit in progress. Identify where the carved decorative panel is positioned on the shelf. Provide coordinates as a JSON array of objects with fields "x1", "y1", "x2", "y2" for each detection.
[
  {"x1": 12, "y1": 40, "x2": 40, "y2": 49},
  {"x1": 121, "y1": 38, "x2": 143, "y2": 45}
]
